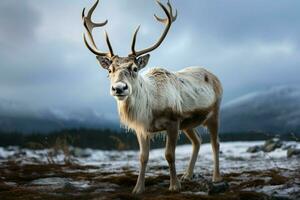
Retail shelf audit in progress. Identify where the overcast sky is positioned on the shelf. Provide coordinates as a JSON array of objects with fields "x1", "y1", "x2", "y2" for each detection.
[{"x1": 0, "y1": 0, "x2": 299, "y2": 121}]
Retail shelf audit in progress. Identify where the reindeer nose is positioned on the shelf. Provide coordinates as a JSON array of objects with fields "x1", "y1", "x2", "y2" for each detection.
[{"x1": 112, "y1": 82, "x2": 128, "y2": 95}]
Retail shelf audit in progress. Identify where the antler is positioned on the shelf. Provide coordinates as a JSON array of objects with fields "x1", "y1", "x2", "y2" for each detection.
[
  {"x1": 130, "y1": 0, "x2": 177, "y2": 57},
  {"x1": 82, "y1": 0, "x2": 114, "y2": 57}
]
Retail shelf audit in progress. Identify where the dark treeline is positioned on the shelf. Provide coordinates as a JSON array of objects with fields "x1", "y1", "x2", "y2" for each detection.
[{"x1": 0, "y1": 128, "x2": 298, "y2": 150}]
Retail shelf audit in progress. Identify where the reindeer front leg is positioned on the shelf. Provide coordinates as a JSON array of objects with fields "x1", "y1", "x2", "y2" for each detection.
[
  {"x1": 165, "y1": 121, "x2": 181, "y2": 191},
  {"x1": 132, "y1": 133, "x2": 150, "y2": 194}
]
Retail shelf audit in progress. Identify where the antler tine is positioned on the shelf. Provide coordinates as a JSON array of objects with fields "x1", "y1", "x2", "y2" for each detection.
[
  {"x1": 130, "y1": 0, "x2": 177, "y2": 57},
  {"x1": 154, "y1": 1, "x2": 170, "y2": 24},
  {"x1": 83, "y1": 33, "x2": 106, "y2": 56},
  {"x1": 105, "y1": 31, "x2": 114, "y2": 56},
  {"x1": 86, "y1": 0, "x2": 99, "y2": 19},
  {"x1": 167, "y1": 0, "x2": 177, "y2": 21},
  {"x1": 154, "y1": 0, "x2": 178, "y2": 24},
  {"x1": 82, "y1": 0, "x2": 107, "y2": 47},
  {"x1": 82, "y1": 0, "x2": 114, "y2": 57},
  {"x1": 130, "y1": 25, "x2": 141, "y2": 57}
]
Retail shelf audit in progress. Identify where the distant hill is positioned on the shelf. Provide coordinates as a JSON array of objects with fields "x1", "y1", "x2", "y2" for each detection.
[
  {"x1": 0, "y1": 99, "x2": 119, "y2": 133},
  {"x1": 1, "y1": 86, "x2": 299, "y2": 134},
  {"x1": 220, "y1": 86, "x2": 300, "y2": 134}
]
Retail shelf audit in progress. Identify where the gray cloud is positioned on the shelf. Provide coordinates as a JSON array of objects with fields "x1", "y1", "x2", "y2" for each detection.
[
  {"x1": 0, "y1": 1, "x2": 40, "y2": 48},
  {"x1": 176, "y1": 0, "x2": 300, "y2": 43},
  {"x1": 0, "y1": 0, "x2": 299, "y2": 121}
]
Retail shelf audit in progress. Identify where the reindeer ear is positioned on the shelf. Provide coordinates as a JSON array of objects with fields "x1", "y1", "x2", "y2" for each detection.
[
  {"x1": 135, "y1": 54, "x2": 150, "y2": 70},
  {"x1": 96, "y1": 56, "x2": 112, "y2": 69}
]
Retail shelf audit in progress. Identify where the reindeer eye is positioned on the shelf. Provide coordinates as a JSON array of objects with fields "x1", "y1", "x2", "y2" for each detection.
[
  {"x1": 133, "y1": 67, "x2": 138, "y2": 72},
  {"x1": 108, "y1": 69, "x2": 112, "y2": 73}
]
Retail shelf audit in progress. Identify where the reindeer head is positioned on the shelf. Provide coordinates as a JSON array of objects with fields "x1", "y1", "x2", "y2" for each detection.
[{"x1": 82, "y1": 0, "x2": 177, "y2": 101}]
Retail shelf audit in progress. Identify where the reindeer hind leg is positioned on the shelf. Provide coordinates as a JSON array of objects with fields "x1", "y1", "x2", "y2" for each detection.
[
  {"x1": 206, "y1": 111, "x2": 222, "y2": 182},
  {"x1": 181, "y1": 128, "x2": 201, "y2": 180}
]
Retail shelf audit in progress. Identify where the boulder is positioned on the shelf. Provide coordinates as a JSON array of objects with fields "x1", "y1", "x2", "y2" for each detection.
[
  {"x1": 263, "y1": 138, "x2": 282, "y2": 152},
  {"x1": 246, "y1": 138, "x2": 283, "y2": 153},
  {"x1": 287, "y1": 148, "x2": 300, "y2": 158},
  {"x1": 247, "y1": 145, "x2": 262, "y2": 153}
]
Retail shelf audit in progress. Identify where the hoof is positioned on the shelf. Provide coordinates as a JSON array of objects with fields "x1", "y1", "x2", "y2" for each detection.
[
  {"x1": 169, "y1": 180, "x2": 181, "y2": 192},
  {"x1": 212, "y1": 175, "x2": 223, "y2": 183},
  {"x1": 132, "y1": 185, "x2": 145, "y2": 194},
  {"x1": 180, "y1": 173, "x2": 193, "y2": 181}
]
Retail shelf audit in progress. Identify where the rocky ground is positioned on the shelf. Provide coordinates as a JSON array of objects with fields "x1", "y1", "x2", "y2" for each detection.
[{"x1": 0, "y1": 140, "x2": 299, "y2": 200}]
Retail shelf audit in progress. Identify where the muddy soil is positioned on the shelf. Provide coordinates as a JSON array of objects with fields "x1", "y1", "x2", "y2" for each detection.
[
  {"x1": 0, "y1": 161, "x2": 299, "y2": 200},
  {"x1": 0, "y1": 142, "x2": 299, "y2": 200}
]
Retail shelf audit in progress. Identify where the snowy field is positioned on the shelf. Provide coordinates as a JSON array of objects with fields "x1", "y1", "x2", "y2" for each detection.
[
  {"x1": 0, "y1": 141, "x2": 299, "y2": 200},
  {"x1": 1, "y1": 141, "x2": 299, "y2": 172}
]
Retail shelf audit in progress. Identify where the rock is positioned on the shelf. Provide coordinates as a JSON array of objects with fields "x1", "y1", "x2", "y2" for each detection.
[
  {"x1": 208, "y1": 181, "x2": 229, "y2": 195},
  {"x1": 247, "y1": 145, "x2": 262, "y2": 153},
  {"x1": 263, "y1": 138, "x2": 282, "y2": 152},
  {"x1": 264, "y1": 143, "x2": 279, "y2": 152},
  {"x1": 287, "y1": 148, "x2": 300, "y2": 158},
  {"x1": 282, "y1": 144, "x2": 296, "y2": 150},
  {"x1": 247, "y1": 138, "x2": 283, "y2": 153}
]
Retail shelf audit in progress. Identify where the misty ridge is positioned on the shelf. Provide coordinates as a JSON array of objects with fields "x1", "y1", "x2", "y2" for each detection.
[{"x1": 0, "y1": 85, "x2": 299, "y2": 135}]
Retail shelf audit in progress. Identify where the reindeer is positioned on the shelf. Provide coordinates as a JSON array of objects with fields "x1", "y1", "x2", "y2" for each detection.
[{"x1": 82, "y1": 0, "x2": 223, "y2": 194}]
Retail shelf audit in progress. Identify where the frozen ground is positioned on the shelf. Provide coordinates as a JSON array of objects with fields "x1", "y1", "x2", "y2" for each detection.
[{"x1": 0, "y1": 141, "x2": 299, "y2": 200}]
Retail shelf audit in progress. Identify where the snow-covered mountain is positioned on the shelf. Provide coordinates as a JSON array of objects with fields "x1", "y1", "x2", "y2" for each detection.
[
  {"x1": 0, "y1": 99, "x2": 119, "y2": 133},
  {"x1": 220, "y1": 86, "x2": 300, "y2": 134}
]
